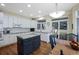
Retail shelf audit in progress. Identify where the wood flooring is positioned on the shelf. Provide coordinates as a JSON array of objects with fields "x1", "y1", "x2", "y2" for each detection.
[{"x1": 0, "y1": 41, "x2": 51, "y2": 55}]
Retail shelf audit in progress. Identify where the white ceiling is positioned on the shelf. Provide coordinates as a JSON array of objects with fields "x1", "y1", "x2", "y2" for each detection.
[{"x1": 0, "y1": 3, "x2": 77, "y2": 18}]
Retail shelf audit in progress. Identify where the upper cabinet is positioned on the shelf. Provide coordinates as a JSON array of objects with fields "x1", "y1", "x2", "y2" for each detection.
[{"x1": 2, "y1": 12, "x2": 37, "y2": 28}]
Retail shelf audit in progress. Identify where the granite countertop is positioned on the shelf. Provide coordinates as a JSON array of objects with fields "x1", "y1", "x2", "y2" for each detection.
[{"x1": 18, "y1": 33, "x2": 40, "y2": 39}]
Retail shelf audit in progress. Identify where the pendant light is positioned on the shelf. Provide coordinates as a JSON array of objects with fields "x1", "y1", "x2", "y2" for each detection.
[{"x1": 49, "y1": 3, "x2": 65, "y2": 18}]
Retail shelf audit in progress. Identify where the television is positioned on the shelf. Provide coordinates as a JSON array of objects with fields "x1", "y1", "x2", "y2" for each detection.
[{"x1": 30, "y1": 28, "x2": 35, "y2": 32}]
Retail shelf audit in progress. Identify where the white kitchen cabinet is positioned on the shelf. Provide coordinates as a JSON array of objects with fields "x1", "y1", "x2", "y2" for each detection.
[
  {"x1": 41, "y1": 32, "x2": 50, "y2": 43},
  {"x1": 0, "y1": 13, "x2": 4, "y2": 46}
]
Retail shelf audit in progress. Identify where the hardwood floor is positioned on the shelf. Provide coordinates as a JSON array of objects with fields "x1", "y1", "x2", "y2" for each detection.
[
  {"x1": 0, "y1": 42, "x2": 51, "y2": 55},
  {"x1": 0, "y1": 43, "x2": 17, "y2": 55}
]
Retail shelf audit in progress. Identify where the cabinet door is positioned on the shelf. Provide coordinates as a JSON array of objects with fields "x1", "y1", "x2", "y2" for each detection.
[
  {"x1": 23, "y1": 38, "x2": 33, "y2": 54},
  {"x1": 17, "y1": 37, "x2": 23, "y2": 55},
  {"x1": 32, "y1": 36, "x2": 40, "y2": 51}
]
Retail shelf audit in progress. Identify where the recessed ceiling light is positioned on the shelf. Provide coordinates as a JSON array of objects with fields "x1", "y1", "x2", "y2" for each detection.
[
  {"x1": 38, "y1": 10, "x2": 42, "y2": 13},
  {"x1": 27, "y1": 4, "x2": 31, "y2": 7},
  {"x1": 1, "y1": 3, "x2": 5, "y2": 7},
  {"x1": 19, "y1": 10, "x2": 23, "y2": 13}
]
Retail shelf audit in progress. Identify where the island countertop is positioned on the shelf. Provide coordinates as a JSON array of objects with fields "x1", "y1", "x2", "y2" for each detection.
[{"x1": 18, "y1": 33, "x2": 40, "y2": 39}]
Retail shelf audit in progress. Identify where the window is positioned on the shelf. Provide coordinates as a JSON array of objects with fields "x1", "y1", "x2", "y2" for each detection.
[
  {"x1": 52, "y1": 22, "x2": 58, "y2": 29},
  {"x1": 42, "y1": 24, "x2": 45, "y2": 29},
  {"x1": 37, "y1": 22, "x2": 45, "y2": 30},
  {"x1": 60, "y1": 21, "x2": 67, "y2": 30}
]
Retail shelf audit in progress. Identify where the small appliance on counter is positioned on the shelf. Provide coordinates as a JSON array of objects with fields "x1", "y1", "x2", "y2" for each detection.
[
  {"x1": 3, "y1": 28, "x2": 10, "y2": 34},
  {"x1": 30, "y1": 28, "x2": 35, "y2": 32}
]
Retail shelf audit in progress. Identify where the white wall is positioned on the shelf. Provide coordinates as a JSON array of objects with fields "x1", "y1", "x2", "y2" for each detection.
[{"x1": 67, "y1": 4, "x2": 79, "y2": 34}]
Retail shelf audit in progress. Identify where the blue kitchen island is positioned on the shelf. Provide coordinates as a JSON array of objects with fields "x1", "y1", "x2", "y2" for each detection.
[{"x1": 17, "y1": 34, "x2": 40, "y2": 55}]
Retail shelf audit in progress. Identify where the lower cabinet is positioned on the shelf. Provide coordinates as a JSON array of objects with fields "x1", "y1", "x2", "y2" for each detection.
[
  {"x1": 32, "y1": 36, "x2": 40, "y2": 51},
  {"x1": 17, "y1": 35, "x2": 40, "y2": 55}
]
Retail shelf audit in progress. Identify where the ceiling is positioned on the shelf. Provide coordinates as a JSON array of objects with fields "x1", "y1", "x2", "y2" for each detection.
[{"x1": 0, "y1": 3, "x2": 77, "y2": 18}]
